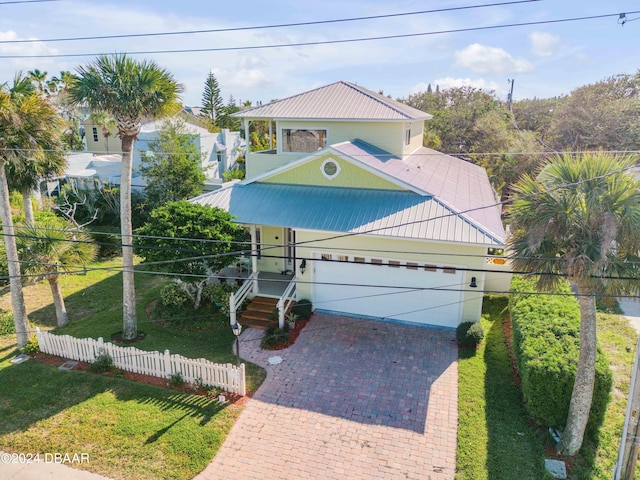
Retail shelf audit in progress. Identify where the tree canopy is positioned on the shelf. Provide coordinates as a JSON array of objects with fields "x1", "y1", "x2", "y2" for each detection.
[
  {"x1": 139, "y1": 119, "x2": 206, "y2": 209},
  {"x1": 136, "y1": 201, "x2": 249, "y2": 276},
  {"x1": 507, "y1": 152, "x2": 640, "y2": 455}
]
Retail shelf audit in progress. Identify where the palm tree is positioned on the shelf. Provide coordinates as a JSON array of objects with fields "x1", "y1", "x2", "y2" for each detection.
[
  {"x1": 0, "y1": 80, "x2": 65, "y2": 347},
  {"x1": 27, "y1": 69, "x2": 48, "y2": 94},
  {"x1": 89, "y1": 111, "x2": 117, "y2": 154},
  {"x1": 508, "y1": 152, "x2": 640, "y2": 456},
  {"x1": 17, "y1": 219, "x2": 97, "y2": 326},
  {"x1": 68, "y1": 54, "x2": 183, "y2": 341}
]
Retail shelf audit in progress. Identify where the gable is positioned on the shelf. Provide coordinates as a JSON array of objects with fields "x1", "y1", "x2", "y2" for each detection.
[{"x1": 260, "y1": 154, "x2": 404, "y2": 191}]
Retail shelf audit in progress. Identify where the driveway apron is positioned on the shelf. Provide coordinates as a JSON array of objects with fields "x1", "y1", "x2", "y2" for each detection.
[{"x1": 195, "y1": 313, "x2": 458, "y2": 480}]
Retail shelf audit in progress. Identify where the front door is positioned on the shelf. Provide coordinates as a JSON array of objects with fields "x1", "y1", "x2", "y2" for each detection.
[{"x1": 284, "y1": 228, "x2": 296, "y2": 272}]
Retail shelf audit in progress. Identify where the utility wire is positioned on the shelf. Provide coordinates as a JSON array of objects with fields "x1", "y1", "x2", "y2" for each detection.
[
  {"x1": 2, "y1": 10, "x2": 638, "y2": 59},
  {"x1": 0, "y1": 0, "x2": 57, "y2": 4},
  {"x1": 0, "y1": 1, "x2": 541, "y2": 44},
  {"x1": 5, "y1": 147, "x2": 640, "y2": 158}
]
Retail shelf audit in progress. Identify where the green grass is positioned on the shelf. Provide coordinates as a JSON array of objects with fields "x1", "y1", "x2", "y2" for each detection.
[
  {"x1": 0, "y1": 350, "x2": 242, "y2": 480},
  {"x1": 458, "y1": 297, "x2": 640, "y2": 480},
  {"x1": 0, "y1": 257, "x2": 267, "y2": 479},
  {"x1": 457, "y1": 296, "x2": 548, "y2": 479},
  {"x1": 571, "y1": 312, "x2": 640, "y2": 479}
]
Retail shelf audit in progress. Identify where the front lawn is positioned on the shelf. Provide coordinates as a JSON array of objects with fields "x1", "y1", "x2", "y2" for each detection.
[
  {"x1": 0, "y1": 349, "x2": 242, "y2": 480},
  {"x1": 457, "y1": 296, "x2": 640, "y2": 479},
  {"x1": 0, "y1": 257, "x2": 266, "y2": 479}
]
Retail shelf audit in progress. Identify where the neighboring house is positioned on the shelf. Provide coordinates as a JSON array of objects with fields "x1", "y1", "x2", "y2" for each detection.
[
  {"x1": 191, "y1": 81, "x2": 509, "y2": 329},
  {"x1": 76, "y1": 117, "x2": 244, "y2": 188}
]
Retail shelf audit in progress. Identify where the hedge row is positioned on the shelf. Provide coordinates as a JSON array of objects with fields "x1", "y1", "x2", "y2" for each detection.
[{"x1": 509, "y1": 276, "x2": 612, "y2": 438}]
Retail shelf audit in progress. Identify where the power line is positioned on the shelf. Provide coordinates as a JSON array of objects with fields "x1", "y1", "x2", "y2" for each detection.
[
  {"x1": 0, "y1": 0, "x2": 57, "y2": 4},
  {"x1": 1, "y1": 10, "x2": 637, "y2": 59},
  {"x1": 0, "y1": 1, "x2": 541, "y2": 45},
  {"x1": 5, "y1": 147, "x2": 640, "y2": 158}
]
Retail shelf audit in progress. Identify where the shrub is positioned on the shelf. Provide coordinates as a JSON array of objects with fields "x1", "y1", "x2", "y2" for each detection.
[
  {"x1": 169, "y1": 372, "x2": 184, "y2": 387},
  {"x1": 0, "y1": 310, "x2": 15, "y2": 336},
  {"x1": 260, "y1": 325, "x2": 290, "y2": 349},
  {"x1": 509, "y1": 276, "x2": 612, "y2": 438},
  {"x1": 88, "y1": 349, "x2": 114, "y2": 374},
  {"x1": 22, "y1": 335, "x2": 39, "y2": 354},
  {"x1": 159, "y1": 282, "x2": 191, "y2": 308},
  {"x1": 456, "y1": 321, "x2": 484, "y2": 347},
  {"x1": 201, "y1": 282, "x2": 239, "y2": 317},
  {"x1": 292, "y1": 299, "x2": 313, "y2": 319}
]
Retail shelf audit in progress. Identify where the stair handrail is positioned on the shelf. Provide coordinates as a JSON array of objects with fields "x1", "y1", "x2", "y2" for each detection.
[
  {"x1": 277, "y1": 275, "x2": 297, "y2": 329},
  {"x1": 230, "y1": 271, "x2": 260, "y2": 326}
]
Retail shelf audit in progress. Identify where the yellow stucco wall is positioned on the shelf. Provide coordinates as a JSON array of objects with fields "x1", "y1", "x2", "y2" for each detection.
[
  {"x1": 257, "y1": 225, "x2": 288, "y2": 273},
  {"x1": 403, "y1": 120, "x2": 424, "y2": 156},
  {"x1": 261, "y1": 154, "x2": 402, "y2": 190},
  {"x1": 292, "y1": 231, "x2": 489, "y2": 323},
  {"x1": 83, "y1": 122, "x2": 122, "y2": 155},
  {"x1": 245, "y1": 120, "x2": 406, "y2": 179}
]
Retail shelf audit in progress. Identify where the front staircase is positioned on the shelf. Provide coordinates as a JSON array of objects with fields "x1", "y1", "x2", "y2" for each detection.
[{"x1": 238, "y1": 296, "x2": 296, "y2": 330}]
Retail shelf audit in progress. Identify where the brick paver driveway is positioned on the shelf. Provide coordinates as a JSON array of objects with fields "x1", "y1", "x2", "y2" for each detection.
[{"x1": 196, "y1": 313, "x2": 458, "y2": 480}]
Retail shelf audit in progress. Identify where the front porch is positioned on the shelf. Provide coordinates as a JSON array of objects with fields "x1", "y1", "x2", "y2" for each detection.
[
  {"x1": 217, "y1": 267, "x2": 294, "y2": 298},
  {"x1": 225, "y1": 269, "x2": 297, "y2": 330}
]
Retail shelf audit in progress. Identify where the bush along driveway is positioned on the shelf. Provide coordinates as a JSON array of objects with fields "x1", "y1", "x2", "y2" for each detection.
[{"x1": 197, "y1": 313, "x2": 459, "y2": 480}]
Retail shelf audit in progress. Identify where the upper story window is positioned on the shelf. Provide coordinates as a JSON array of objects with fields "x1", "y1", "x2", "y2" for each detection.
[{"x1": 282, "y1": 129, "x2": 326, "y2": 152}]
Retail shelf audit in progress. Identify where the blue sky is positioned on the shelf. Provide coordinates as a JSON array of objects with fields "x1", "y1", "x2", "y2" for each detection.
[{"x1": 0, "y1": 0, "x2": 638, "y2": 106}]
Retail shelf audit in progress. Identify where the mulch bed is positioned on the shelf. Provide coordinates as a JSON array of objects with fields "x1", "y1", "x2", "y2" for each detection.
[
  {"x1": 261, "y1": 317, "x2": 310, "y2": 351},
  {"x1": 31, "y1": 351, "x2": 246, "y2": 404}
]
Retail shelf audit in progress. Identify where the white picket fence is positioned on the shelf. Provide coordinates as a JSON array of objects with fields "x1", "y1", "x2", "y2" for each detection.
[{"x1": 35, "y1": 328, "x2": 246, "y2": 396}]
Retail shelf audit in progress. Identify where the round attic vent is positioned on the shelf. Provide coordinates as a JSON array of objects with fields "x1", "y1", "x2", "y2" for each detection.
[{"x1": 321, "y1": 159, "x2": 340, "y2": 179}]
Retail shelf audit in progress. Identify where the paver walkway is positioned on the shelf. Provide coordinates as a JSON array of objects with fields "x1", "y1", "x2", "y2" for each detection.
[{"x1": 195, "y1": 313, "x2": 458, "y2": 480}]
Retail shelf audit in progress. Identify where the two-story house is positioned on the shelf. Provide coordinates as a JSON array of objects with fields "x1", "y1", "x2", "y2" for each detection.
[
  {"x1": 191, "y1": 81, "x2": 508, "y2": 330},
  {"x1": 79, "y1": 116, "x2": 244, "y2": 185}
]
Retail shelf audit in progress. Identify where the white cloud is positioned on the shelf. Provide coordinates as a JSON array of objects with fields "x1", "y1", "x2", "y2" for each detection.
[
  {"x1": 412, "y1": 78, "x2": 500, "y2": 94},
  {"x1": 455, "y1": 43, "x2": 533, "y2": 74},
  {"x1": 529, "y1": 32, "x2": 560, "y2": 57}
]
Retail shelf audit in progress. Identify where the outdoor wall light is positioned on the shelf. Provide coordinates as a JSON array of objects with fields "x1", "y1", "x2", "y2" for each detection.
[
  {"x1": 469, "y1": 277, "x2": 478, "y2": 288},
  {"x1": 300, "y1": 259, "x2": 307, "y2": 275}
]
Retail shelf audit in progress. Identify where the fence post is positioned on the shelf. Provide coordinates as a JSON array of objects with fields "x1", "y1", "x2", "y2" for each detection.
[
  {"x1": 96, "y1": 337, "x2": 104, "y2": 362},
  {"x1": 164, "y1": 349, "x2": 171, "y2": 378}
]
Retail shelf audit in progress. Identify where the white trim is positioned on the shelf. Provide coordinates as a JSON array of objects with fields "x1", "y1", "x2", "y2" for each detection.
[
  {"x1": 242, "y1": 145, "x2": 425, "y2": 195},
  {"x1": 320, "y1": 158, "x2": 341, "y2": 179}
]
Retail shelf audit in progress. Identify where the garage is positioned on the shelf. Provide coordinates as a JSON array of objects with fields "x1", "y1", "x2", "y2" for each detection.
[{"x1": 312, "y1": 253, "x2": 464, "y2": 329}]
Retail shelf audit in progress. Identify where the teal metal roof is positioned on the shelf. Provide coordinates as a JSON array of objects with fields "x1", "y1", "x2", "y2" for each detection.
[{"x1": 191, "y1": 183, "x2": 504, "y2": 246}]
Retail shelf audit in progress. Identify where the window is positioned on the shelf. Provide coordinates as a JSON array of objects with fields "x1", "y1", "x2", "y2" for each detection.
[
  {"x1": 321, "y1": 159, "x2": 341, "y2": 179},
  {"x1": 321, "y1": 253, "x2": 332, "y2": 261},
  {"x1": 425, "y1": 265, "x2": 437, "y2": 272},
  {"x1": 371, "y1": 258, "x2": 383, "y2": 265},
  {"x1": 282, "y1": 129, "x2": 327, "y2": 152},
  {"x1": 255, "y1": 228, "x2": 262, "y2": 260},
  {"x1": 388, "y1": 260, "x2": 400, "y2": 268},
  {"x1": 405, "y1": 127, "x2": 411, "y2": 146},
  {"x1": 354, "y1": 257, "x2": 365, "y2": 263},
  {"x1": 406, "y1": 262, "x2": 418, "y2": 270},
  {"x1": 443, "y1": 267, "x2": 456, "y2": 274},
  {"x1": 337, "y1": 255, "x2": 348, "y2": 262},
  {"x1": 92, "y1": 127, "x2": 99, "y2": 142}
]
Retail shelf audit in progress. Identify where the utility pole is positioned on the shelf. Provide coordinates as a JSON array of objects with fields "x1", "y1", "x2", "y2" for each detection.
[
  {"x1": 614, "y1": 335, "x2": 640, "y2": 479},
  {"x1": 507, "y1": 78, "x2": 515, "y2": 112}
]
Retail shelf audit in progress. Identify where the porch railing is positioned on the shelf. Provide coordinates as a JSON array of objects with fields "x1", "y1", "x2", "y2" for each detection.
[
  {"x1": 229, "y1": 271, "x2": 259, "y2": 326},
  {"x1": 277, "y1": 275, "x2": 297, "y2": 329}
]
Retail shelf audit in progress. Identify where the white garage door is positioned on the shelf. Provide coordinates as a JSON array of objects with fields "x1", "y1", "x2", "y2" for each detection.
[{"x1": 313, "y1": 255, "x2": 463, "y2": 328}]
